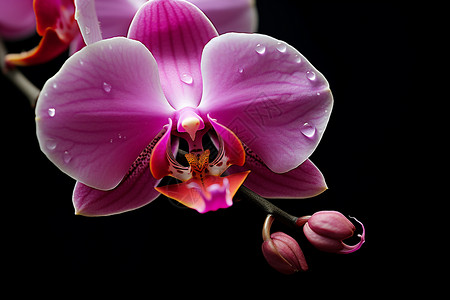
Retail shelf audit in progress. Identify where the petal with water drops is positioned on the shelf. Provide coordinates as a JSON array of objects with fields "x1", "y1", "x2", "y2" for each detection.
[
  {"x1": 199, "y1": 33, "x2": 333, "y2": 173},
  {"x1": 36, "y1": 37, "x2": 174, "y2": 190},
  {"x1": 128, "y1": 0, "x2": 218, "y2": 109}
]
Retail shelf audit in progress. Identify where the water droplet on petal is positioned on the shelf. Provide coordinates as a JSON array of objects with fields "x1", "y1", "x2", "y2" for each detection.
[
  {"x1": 276, "y1": 42, "x2": 287, "y2": 53},
  {"x1": 52, "y1": 82, "x2": 58, "y2": 89},
  {"x1": 63, "y1": 150, "x2": 72, "y2": 163},
  {"x1": 85, "y1": 26, "x2": 90, "y2": 35},
  {"x1": 306, "y1": 71, "x2": 316, "y2": 81},
  {"x1": 48, "y1": 108, "x2": 56, "y2": 117},
  {"x1": 46, "y1": 139, "x2": 57, "y2": 151},
  {"x1": 181, "y1": 73, "x2": 193, "y2": 85},
  {"x1": 79, "y1": 59, "x2": 84, "y2": 66},
  {"x1": 238, "y1": 67, "x2": 244, "y2": 74},
  {"x1": 316, "y1": 92, "x2": 321, "y2": 96},
  {"x1": 102, "y1": 82, "x2": 112, "y2": 93},
  {"x1": 255, "y1": 43, "x2": 266, "y2": 55},
  {"x1": 294, "y1": 55, "x2": 301, "y2": 63},
  {"x1": 300, "y1": 122, "x2": 316, "y2": 138}
]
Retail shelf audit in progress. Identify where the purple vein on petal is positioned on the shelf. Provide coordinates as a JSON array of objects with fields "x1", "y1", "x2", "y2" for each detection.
[{"x1": 73, "y1": 131, "x2": 165, "y2": 216}]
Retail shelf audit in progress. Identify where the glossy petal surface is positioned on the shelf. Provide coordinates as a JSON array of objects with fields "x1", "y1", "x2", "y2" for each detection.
[
  {"x1": 228, "y1": 146, "x2": 327, "y2": 199},
  {"x1": 150, "y1": 119, "x2": 174, "y2": 180},
  {"x1": 73, "y1": 134, "x2": 164, "y2": 216},
  {"x1": 208, "y1": 115, "x2": 245, "y2": 168},
  {"x1": 128, "y1": 0, "x2": 218, "y2": 109},
  {"x1": 188, "y1": 0, "x2": 257, "y2": 34},
  {"x1": 96, "y1": 0, "x2": 146, "y2": 38},
  {"x1": 36, "y1": 37, "x2": 174, "y2": 190},
  {"x1": 199, "y1": 33, "x2": 333, "y2": 173},
  {"x1": 75, "y1": 0, "x2": 102, "y2": 45}
]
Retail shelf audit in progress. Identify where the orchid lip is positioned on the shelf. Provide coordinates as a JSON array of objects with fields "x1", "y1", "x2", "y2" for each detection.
[{"x1": 150, "y1": 113, "x2": 248, "y2": 213}]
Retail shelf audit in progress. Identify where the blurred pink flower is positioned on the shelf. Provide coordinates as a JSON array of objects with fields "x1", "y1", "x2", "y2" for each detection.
[
  {"x1": 5, "y1": 0, "x2": 258, "y2": 66},
  {"x1": 0, "y1": 0, "x2": 36, "y2": 40}
]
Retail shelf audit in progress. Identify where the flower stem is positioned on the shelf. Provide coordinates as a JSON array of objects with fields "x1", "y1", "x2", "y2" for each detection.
[
  {"x1": 1, "y1": 38, "x2": 40, "y2": 107},
  {"x1": 236, "y1": 185, "x2": 302, "y2": 229}
]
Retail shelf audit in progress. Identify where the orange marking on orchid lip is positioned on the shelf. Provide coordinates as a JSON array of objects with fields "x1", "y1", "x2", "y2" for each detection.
[{"x1": 185, "y1": 150, "x2": 210, "y2": 174}]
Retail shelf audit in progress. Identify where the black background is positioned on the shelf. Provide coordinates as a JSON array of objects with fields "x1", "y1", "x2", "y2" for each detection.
[{"x1": 2, "y1": 0, "x2": 417, "y2": 295}]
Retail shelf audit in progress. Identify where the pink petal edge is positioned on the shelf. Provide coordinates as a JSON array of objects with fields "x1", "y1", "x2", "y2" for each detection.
[{"x1": 228, "y1": 147, "x2": 327, "y2": 199}]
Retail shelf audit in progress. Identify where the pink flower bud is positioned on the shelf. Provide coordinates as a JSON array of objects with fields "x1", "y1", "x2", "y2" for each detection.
[
  {"x1": 261, "y1": 215, "x2": 308, "y2": 274},
  {"x1": 303, "y1": 211, "x2": 365, "y2": 254},
  {"x1": 262, "y1": 232, "x2": 308, "y2": 274}
]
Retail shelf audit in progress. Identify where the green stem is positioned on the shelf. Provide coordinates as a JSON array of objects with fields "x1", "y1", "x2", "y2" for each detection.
[
  {"x1": 1, "y1": 38, "x2": 40, "y2": 107},
  {"x1": 236, "y1": 185, "x2": 309, "y2": 229}
]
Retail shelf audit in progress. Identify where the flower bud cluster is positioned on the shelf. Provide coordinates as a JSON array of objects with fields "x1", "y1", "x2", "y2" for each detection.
[{"x1": 261, "y1": 211, "x2": 365, "y2": 274}]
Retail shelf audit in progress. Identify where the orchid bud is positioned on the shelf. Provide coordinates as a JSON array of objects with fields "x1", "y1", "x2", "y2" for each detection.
[
  {"x1": 261, "y1": 215, "x2": 308, "y2": 274},
  {"x1": 303, "y1": 211, "x2": 365, "y2": 254}
]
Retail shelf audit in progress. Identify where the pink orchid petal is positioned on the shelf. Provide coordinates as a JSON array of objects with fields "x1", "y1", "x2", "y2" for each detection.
[
  {"x1": 73, "y1": 133, "x2": 164, "y2": 216},
  {"x1": 0, "y1": 0, "x2": 36, "y2": 40},
  {"x1": 228, "y1": 148, "x2": 327, "y2": 199},
  {"x1": 71, "y1": 0, "x2": 146, "y2": 53},
  {"x1": 198, "y1": 33, "x2": 333, "y2": 173},
  {"x1": 96, "y1": 0, "x2": 146, "y2": 39},
  {"x1": 188, "y1": 0, "x2": 258, "y2": 34},
  {"x1": 339, "y1": 217, "x2": 366, "y2": 254},
  {"x1": 128, "y1": 0, "x2": 218, "y2": 110},
  {"x1": 208, "y1": 115, "x2": 245, "y2": 168},
  {"x1": 150, "y1": 119, "x2": 173, "y2": 180},
  {"x1": 36, "y1": 37, "x2": 174, "y2": 190},
  {"x1": 74, "y1": 0, "x2": 102, "y2": 45},
  {"x1": 303, "y1": 223, "x2": 345, "y2": 253}
]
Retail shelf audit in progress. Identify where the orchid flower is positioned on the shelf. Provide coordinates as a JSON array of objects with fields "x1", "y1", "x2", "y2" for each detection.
[
  {"x1": 5, "y1": 0, "x2": 257, "y2": 67},
  {"x1": 0, "y1": 0, "x2": 36, "y2": 40},
  {"x1": 35, "y1": 0, "x2": 333, "y2": 215}
]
